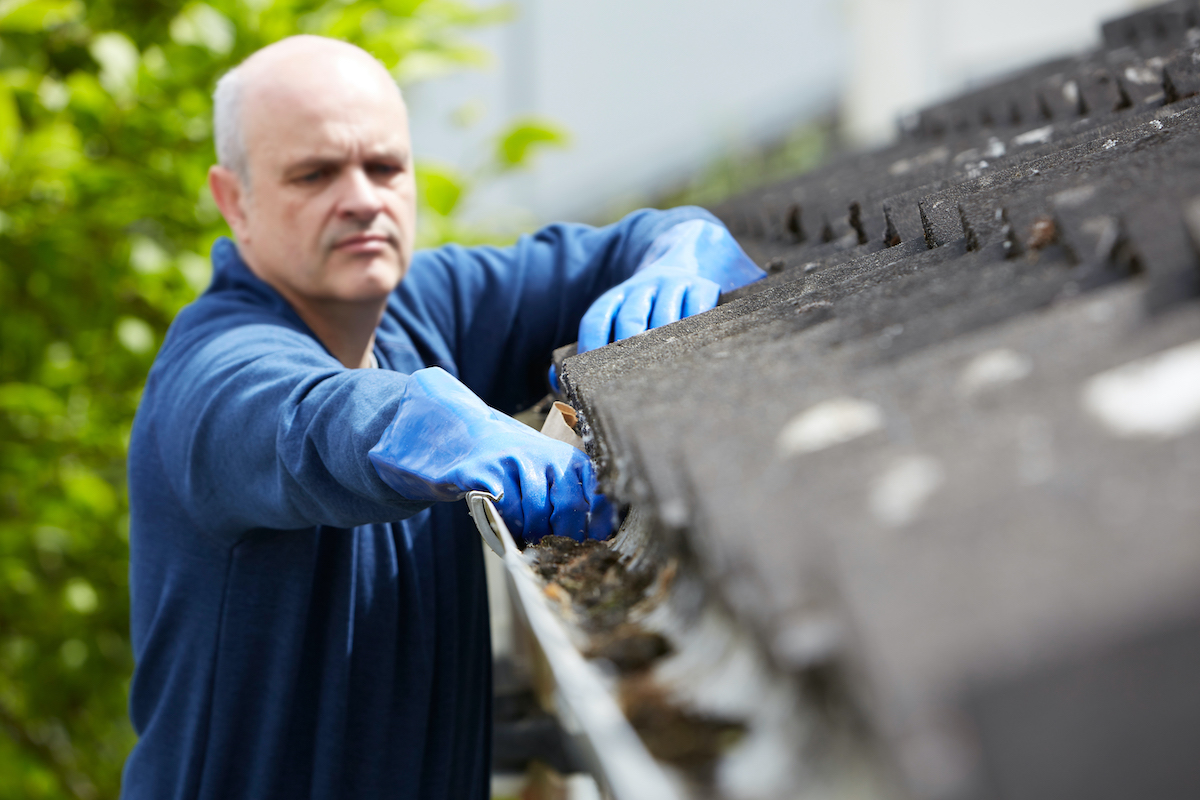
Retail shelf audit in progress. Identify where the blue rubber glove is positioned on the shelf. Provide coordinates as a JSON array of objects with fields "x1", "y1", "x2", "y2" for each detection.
[
  {"x1": 576, "y1": 219, "x2": 766, "y2": 357},
  {"x1": 369, "y1": 367, "x2": 614, "y2": 544}
]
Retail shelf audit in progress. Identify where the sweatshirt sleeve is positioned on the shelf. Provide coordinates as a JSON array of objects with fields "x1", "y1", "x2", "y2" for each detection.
[
  {"x1": 392, "y1": 206, "x2": 721, "y2": 412},
  {"x1": 148, "y1": 311, "x2": 428, "y2": 542}
]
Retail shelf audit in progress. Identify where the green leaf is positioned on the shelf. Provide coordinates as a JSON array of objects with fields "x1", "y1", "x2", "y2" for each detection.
[
  {"x1": 64, "y1": 578, "x2": 98, "y2": 614},
  {"x1": 35, "y1": 75, "x2": 69, "y2": 112},
  {"x1": 115, "y1": 317, "x2": 155, "y2": 354},
  {"x1": 0, "y1": 1, "x2": 539, "y2": 791},
  {"x1": 0, "y1": 383, "x2": 65, "y2": 417},
  {"x1": 178, "y1": 252, "x2": 212, "y2": 293},
  {"x1": 391, "y1": 46, "x2": 490, "y2": 84},
  {"x1": 0, "y1": 0, "x2": 82, "y2": 32},
  {"x1": 461, "y1": 1, "x2": 517, "y2": 27},
  {"x1": 60, "y1": 464, "x2": 117, "y2": 517},
  {"x1": 0, "y1": 83, "x2": 19, "y2": 163},
  {"x1": 89, "y1": 31, "x2": 139, "y2": 100},
  {"x1": 129, "y1": 236, "x2": 169, "y2": 274},
  {"x1": 19, "y1": 120, "x2": 83, "y2": 172},
  {"x1": 60, "y1": 638, "x2": 88, "y2": 668},
  {"x1": 169, "y1": 3, "x2": 235, "y2": 56},
  {"x1": 495, "y1": 117, "x2": 569, "y2": 170},
  {"x1": 416, "y1": 162, "x2": 464, "y2": 217},
  {"x1": 64, "y1": 71, "x2": 110, "y2": 116}
]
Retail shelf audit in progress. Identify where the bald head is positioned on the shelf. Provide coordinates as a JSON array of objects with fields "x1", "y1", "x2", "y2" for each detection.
[
  {"x1": 213, "y1": 36, "x2": 403, "y2": 184},
  {"x1": 205, "y1": 34, "x2": 417, "y2": 362}
]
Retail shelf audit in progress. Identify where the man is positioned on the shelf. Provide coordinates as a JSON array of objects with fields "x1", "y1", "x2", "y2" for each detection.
[{"x1": 123, "y1": 35, "x2": 763, "y2": 799}]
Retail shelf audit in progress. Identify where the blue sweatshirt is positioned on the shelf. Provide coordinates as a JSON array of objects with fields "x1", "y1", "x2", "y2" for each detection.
[{"x1": 121, "y1": 207, "x2": 715, "y2": 800}]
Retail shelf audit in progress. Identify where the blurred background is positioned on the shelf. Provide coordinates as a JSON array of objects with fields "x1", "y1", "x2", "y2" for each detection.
[
  {"x1": 409, "y1": 0, "x2": 1144, "y2": 225},
  {"x1": 0, "y1": 0, "x2": 1155, "y2": 797}
]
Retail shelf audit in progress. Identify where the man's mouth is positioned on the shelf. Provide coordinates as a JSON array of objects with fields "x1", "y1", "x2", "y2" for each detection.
[{"x1": 333, "y1": 232, "x2": 395, "y2": 253}]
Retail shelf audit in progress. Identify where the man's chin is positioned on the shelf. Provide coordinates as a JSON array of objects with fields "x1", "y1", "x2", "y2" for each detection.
[{"x1": 328, "y1": 253, "x2": 405, "y2": 301}]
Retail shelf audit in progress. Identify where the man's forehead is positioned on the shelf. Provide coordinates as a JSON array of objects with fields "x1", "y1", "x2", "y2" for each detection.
[
  {"x1": 245, "y1": 66, "x2": 403, "y2": 119},
  {"x1": 240, "y1": 52, "x2": 409, "y2": 167},
  {"x1": 256, "y1": 115, "x2": 409, "y2": 171},
  {"x1": 278, "y1": 128, "x2": 410, "y2": 162}
]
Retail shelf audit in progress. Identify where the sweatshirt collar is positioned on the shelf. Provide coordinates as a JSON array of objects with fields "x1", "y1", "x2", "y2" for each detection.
[{"x1": 206, "y1": 236, "x2": 314, "y2": 335}]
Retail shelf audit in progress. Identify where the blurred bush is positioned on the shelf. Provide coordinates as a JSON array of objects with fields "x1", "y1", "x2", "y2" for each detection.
[
  {"x1": 588, "y1": 116, "x2": 832, "y2": 230},
  {"x1": 0, "y1": 1, "x2": 566, "y2": 796},
  {"x1": 415, "y1": 114, "x2": 568, "y2": 246},
  {"x1": 654, "y1": 118, "x2": 833, "y2": 211}
]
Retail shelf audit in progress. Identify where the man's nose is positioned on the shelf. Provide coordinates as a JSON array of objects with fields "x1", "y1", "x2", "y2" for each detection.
[{"x1": 337, "y1": 167, "x2": 385, "y2": 219}]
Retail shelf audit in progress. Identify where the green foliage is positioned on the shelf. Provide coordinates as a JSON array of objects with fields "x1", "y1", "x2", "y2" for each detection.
[
  {"x1": 0, "y1": 1, "x2": 514, "y2": 796},
  {"x1": 647, "y1": 118, "x2": 833, "y2": 216},
  {"x1": 418, "y1": 162, "x2": 465, "y2": 216},
  {"x1": 494, "y1": 116, "x2": 568, "y2": 170},
  {"x1": 414, "y1": 116, "x2": 570, "y2": 247}
]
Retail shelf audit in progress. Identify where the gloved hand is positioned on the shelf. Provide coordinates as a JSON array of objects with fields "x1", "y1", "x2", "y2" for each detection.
[
  {"x1": 577, "y1": 264, "x2": 720, "y2": 355},
  {"x1": 576, "y1": 219, "x2": 766, "y2": 356},
  {"x1": 369, "y1": 367, "x2": 614, "y2": 545}
]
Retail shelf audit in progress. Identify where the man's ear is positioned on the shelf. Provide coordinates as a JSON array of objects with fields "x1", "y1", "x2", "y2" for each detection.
[{"x1": 208, "y1": 165, "x2": 251, "y2": 242}]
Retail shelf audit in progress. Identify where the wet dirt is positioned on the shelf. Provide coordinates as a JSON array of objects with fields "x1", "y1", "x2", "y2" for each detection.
[
  {"x1": 619, "y1": 673, "x2": 746, "y2": 781},
  {"x1": 531, "y1": 536, "x2": 655, "y2": 632},
  {"x1": 530, "y1": 534, "x2": 747, "y2": 785},
  {"x1": 586, "y1": 625, "x2": 672, "y2": 672}
]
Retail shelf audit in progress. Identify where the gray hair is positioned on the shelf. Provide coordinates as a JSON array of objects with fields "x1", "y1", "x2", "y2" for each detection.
[{"x1": 213, "y1": 66, "x2": 248, "y2": 185}]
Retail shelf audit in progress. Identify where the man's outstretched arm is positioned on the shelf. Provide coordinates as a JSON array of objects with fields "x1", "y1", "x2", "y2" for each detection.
[
  {"x1": 148, "y1": 308, "x2": 608, "y2": 544},
  {"x1": 148, "y1": 317, "x2": 428, "y2": 540},
  {"x1": 395, "y1": 206, "x2": 744, "y2": 412}
]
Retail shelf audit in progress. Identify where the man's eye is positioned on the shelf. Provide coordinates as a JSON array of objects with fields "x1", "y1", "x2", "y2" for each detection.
[
  {"x1": 368, "y1": 163, "x2": 403, "y2": 178},
  {"x1": 295, "y1": 166, "x2": 337, "y2": 185}
]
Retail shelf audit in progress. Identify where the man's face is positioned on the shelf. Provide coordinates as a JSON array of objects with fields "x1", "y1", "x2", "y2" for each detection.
[{"x1": 220, "y1": 55, "x2": 416, "y2": 306}]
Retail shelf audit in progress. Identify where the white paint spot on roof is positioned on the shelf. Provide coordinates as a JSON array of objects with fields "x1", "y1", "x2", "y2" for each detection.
[
  {"x1": 777, "y1": 397, "x2": 883, "y2": 457},
  {"x1": 1082, "y1": 339, "x2": 1200, "y2": 439},
  {"x1": 985, "y1": 137, "x2": 1006, "y2": 159},
  {"x1": 1053, "y1": 184, "x2": 1097, "y2": 208},
  {"x1": 1013, "y1": 125, "x2": 1054, "y2": 147},
  {"x1": 1103, "y1": 139, "x2": 1118, "y2": 150},
  {"x1": 965, "y1": 160, "x2": 989, "y2": 180},
  {"x1": 953, "y1": 148, "x2": 981, "y2": 166},
  {"x1": 1063, "y1": 80, "x2": 1080, "y2": 106},
  {"x1": 888, "y1": 145, "x2": 949, "y2": 177},
  {"x1": 1081, "y1": 216, "x2": 1120, "y2": 261},
  {"x1": 659, "y1": 497, "x2": 688, "y2": 528},
  {"x1": 771, "y1": 615, "x2": 843, "y2": 668},
  {"x1": 957, "y1": 348, "x2": 1033, "y2": 396},
  {"x1": 1125, "y1": 65, "x2": 1158, "y2": 85},
  {"x1": 869, "y1": 455, "x2": 945, "y2": 528}
]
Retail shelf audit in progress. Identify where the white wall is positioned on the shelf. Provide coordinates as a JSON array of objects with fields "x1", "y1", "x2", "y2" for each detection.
[
  {"x1": 406, "y1": 0, "x2": 1155, "y2": 225},
  {"x1": 842, "y1": 0, "x2": 1152, "y2": 146},
  {"x1": 406, "y1": 0, "x2": 846, "y2": 225}
]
